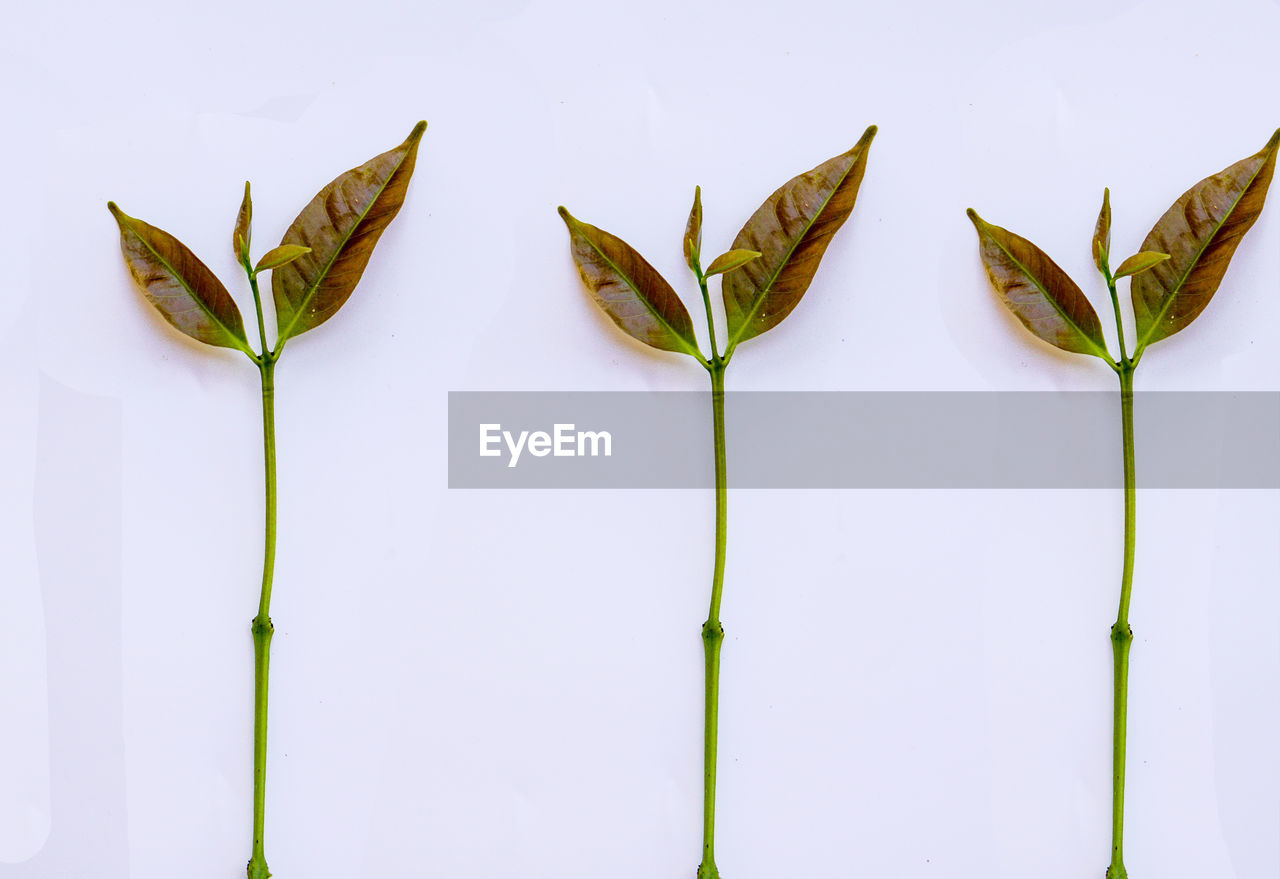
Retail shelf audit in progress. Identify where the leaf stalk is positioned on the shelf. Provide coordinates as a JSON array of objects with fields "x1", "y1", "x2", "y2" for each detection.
[{"x1": 693, "y1": 256, "x2": 721, "y2": 364}]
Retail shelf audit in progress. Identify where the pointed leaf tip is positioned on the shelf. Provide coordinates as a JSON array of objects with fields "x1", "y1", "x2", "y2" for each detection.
[
  {"x1": 400, "y1": 121, "x2": 427, "y2": 158},
  {"x1": 845, "y1": 125, "x2": 877, "y2": 157},
  {"x1": 400, "y1": 121, "x2": 427, "y2": 153}
]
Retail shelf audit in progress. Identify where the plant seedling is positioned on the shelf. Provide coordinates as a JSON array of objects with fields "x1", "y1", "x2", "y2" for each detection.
[
  {"x1": 559, "y1": 125, "x2": 876, "y2": 879},
  {"x1": 109, "y1": 121, "x2": 426, "y2": 878},
  {"x1": 968, "y1": 130, "x2": 1279, "y2": 879}
]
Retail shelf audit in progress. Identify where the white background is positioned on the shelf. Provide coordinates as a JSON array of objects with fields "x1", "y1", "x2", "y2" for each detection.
[{"x1": 2, "y1": 0, "x2": 1279, "y2": 877}]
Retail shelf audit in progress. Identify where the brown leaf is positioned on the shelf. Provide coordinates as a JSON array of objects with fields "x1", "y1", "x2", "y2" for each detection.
[
  {"x1": 967, "y1": 209, "x2": 1110, "y2": 359},
  {"x1": 108, "y1": 202, "x2": 251, "y2": 353},
  {"x1": 1132, "y1": 130, "x2": 1280, "y2": 351},
  {"x1": 722, "y1": 125, "x2": 876, "y2": 352},
  {"x1": 559, "y1": 206, "x2": 702, "y2": 357},
  {"x1": 234, "y1": 181, "x2": 252, "y2": 263},
  {"x1": 271, "y1": 120, "x2": 426, "y2": 343},
  {"x1": 684, "y1": 186, "x2": 703, "y2": 271}
]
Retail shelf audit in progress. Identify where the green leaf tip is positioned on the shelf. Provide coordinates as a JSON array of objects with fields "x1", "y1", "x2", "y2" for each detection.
[
  {"x1": 107, "y1": 201, "x2": 142, "y2": 235},
  {"x1": 841, "y1": 124, "x2": 877, "y2": 160},
  {"x1": 406, "y1": 120, "x2": 428, "y2": 142},
  {"x1": 966, "y1": 207, "x2": 998, "y2": 237},
  {"x1": 847, "y1": 124, "x2": 877, "y2": 156}
]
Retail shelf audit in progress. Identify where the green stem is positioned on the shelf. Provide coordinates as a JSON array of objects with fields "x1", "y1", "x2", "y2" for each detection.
[
  {"x1": 1104, "y1": 269, "x2": 1130, "y2": 365},
  {"x1": 1107, "y1": 363, "x2": 1136, "y2": 879},
  {"x1": 248, "y1": 273, "x2": 272, "y2": 363},
  {"x1": 248, "y1": 356, "x2": 277, "y2": 879},
  {"x1": 697, "y1": 272, "x2": 720, "y2": 362},
  {"x1": 698, "y1": 360, "x2": 727, "y2": 879}
]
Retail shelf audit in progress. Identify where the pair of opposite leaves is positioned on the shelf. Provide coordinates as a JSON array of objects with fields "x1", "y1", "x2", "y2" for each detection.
[
  {"x1": 971, "y1": 130, "x2": 1280, "y2": 363},
  {"x1": 109, "y1": 121, "x2": 427, "y2": 357},
  {"x1": 560, "y1": 125, "x2": 878, "y2": 362}
]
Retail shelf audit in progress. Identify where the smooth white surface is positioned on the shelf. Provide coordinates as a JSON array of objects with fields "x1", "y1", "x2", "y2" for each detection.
[{"x1": 2, "y1": 0, "x2": 1279, "y2": 876}]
